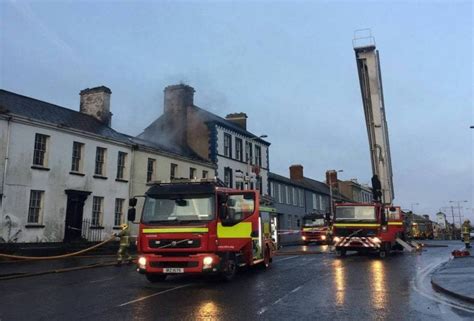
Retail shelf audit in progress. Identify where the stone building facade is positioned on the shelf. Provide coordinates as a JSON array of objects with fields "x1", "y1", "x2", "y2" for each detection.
[
  {"x1": 137, "y1": 84, "x2": 271, "y2": 194},
  {"x1": 0, "y1": 86, "x2": 214, "y2": 243}
]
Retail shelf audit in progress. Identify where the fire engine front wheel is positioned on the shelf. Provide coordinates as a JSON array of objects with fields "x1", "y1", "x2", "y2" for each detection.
[
  {"x1": 145, "y1": 273, "x2": 167, "y2": 283},
  {"x1": 221, "y1": 257, "x2": 237, "y2": 281}
]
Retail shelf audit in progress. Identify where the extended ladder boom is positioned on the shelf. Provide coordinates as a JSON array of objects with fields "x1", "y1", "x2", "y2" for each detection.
[{"x1": 354, "y1": 44, "x2": 394, "y2": 205}]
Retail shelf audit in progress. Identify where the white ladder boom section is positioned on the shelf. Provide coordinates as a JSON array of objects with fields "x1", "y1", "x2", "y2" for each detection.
[{"x1": 354, "y1": 45, "x2": 394, "y2": 205}]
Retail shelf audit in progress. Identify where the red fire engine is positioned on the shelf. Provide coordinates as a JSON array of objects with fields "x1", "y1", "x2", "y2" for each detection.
[
  {"x1": 127, "y1": 179, "x2": 277, "y2": 282},
  {"x1": 333, "y1": 33, "x2": 412, "y2": 258},
  {"x1": 301, "y1": 213, "x2": 331, "y2": 245}
]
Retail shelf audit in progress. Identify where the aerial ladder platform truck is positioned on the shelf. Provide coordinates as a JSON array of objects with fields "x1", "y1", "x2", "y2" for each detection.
[{"x1": 332, "y1": 33, "x2": 415, "y2": 258}]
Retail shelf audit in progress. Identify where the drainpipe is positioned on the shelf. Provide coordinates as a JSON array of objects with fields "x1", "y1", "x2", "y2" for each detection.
[{"x1": 1, "y1": 116, "x2": 12, "y2": 225}]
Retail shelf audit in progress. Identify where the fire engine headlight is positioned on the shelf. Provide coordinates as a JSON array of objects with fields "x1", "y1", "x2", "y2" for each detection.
[
  {"x1": 138, "y1": 256, "x2": 147, "y2": 268},
  {"x1": 321, "y1": 235, "x2": 326, "y2": 240},
  {"x1": 203, "y1": 256, "x2": 213, "y2": 267},
  {"x1": 302, "y1": 236, "x2": 307, "y2": 241},
  {"x1": 382, "y1": 225, "x2": 388, "y2": 232}
]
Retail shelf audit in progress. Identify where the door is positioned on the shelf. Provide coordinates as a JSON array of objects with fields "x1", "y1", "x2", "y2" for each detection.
[{"x1": 64, "y1": 190, "x2": 91, "y2": 242}]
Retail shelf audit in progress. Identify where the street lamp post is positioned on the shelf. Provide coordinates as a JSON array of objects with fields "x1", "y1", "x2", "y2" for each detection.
[
  {"x1": 410, "y1": 202, "x2": 419, "y2": 212},
  {"x1": 245, "y1": 135, "x2": 267, "y2": 190},
  {"x1": 449, "y1": 200, "x2": 468, "y2": 229}
]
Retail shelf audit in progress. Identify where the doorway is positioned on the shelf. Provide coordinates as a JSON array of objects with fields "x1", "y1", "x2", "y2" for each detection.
[{"x1": 64, "y1": 190, "x2": 91, "y2": 242}]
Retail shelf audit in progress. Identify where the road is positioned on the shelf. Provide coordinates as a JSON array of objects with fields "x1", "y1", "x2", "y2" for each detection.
[{"x1": 1, "y1": 241, "x2": 473, "y2": 321}]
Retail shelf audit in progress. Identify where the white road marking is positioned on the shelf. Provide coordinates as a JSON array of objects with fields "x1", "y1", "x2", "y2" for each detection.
[
  {"x1": 118, "y1": 284, "x2": 192, "y2": 307},
  {"x1": 259, "y1": 284, "x2": 306, "y2": 314},
  {"x1": 274, "y1": 256, "x2": 298, "y2": 263},
  {"x1": 290, "y1": 285, "x2": 302, "y2": 293},
  {"x1": 89, "y1": 277, "x2": 115, "y2": 284}
]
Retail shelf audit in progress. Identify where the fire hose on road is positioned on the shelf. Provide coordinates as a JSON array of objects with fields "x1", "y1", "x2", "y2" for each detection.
[{"x1": 0, "y1": 234, "x2": 117, "y2": 261}]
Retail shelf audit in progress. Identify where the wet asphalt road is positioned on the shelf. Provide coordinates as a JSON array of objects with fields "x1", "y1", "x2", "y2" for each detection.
[{"x1": 1, "y1": 241, "x2": 473, "y2": 321}]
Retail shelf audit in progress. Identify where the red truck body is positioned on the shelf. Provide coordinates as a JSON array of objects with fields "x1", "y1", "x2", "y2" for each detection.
[
  {"x1": 332, "y1": 203, "x2": 405, "y2": 257},
  {"x1": 301, "y1": 214, "x2": 331, "y2": 245},
  {"x1": 130, "y1": 180, "x2": 276, "y2": 282}
]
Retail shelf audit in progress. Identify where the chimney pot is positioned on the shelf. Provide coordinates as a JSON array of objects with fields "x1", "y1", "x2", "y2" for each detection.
[{"x1": 79, "y1": 86, "x2": 112, "y2": 126}]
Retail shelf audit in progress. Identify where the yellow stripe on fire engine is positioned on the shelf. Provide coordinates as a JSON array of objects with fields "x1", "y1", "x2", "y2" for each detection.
[
  {"x1": 217, "y1": 222, "x2": 252, "y2": 238},
  {"x1": 142, "y1": 227, "x2": 208, "y2": 233},
  {"x1": 333, "y1": 223, "x2": 380, "y2": 227},
  {"x1": 303, "y1": 227, "x2": 323, "y2": 231},
  {"x1": 388, "y1": 222, "x2": 404, "y2": 226}
]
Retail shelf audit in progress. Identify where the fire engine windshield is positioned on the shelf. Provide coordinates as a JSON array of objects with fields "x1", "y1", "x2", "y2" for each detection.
[
  {"x1": 303, "y1": 218, "x2": 325, "y2": 227},
  {"x1": 335, "y1": 206, "x2": 376, "y2": 221},
  {"x1": 142, "y1": 195, "x2": 215, "y2": 223}
]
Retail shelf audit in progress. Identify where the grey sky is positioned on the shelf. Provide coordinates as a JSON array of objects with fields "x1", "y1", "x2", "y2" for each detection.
[{"x1": 1, "y1": 0, "x2": 472, "y2": 221}]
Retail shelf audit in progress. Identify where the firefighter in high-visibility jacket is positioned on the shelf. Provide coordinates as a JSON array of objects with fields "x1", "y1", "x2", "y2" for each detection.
[
  {"x1": 462, "y1": 219, "x2": 471, "y2": 249},
  {"x1": 116, "y1": 223, "x2": 132, "y2": 265}
]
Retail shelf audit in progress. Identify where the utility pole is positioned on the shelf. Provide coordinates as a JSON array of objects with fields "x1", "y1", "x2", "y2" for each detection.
[
  {"x1": 449, "y1": 200, "x2": 468, "y2": 239},
  {"x1": 451, "y1": 206, "x2": 456, "y2": 239}
]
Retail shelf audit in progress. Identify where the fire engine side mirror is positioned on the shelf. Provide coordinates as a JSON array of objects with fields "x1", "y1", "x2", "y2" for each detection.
[
  {"x1": 127, "y1": 208, "x2": 136, "y2": 222},
  {"x1": 129, "y1": 198, "x2": 138, "y2": 207}
]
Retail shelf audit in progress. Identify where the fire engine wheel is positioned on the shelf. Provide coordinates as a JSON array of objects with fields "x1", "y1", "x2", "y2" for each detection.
[
  {"x1": 379, "y1": 250, "x2": 387, "y2": 259},
  {"x1": 221, "y1": 257, "x2": 237, "y2": 281},
  {"x1": 145, "y1": 273, "x2": 167, "y2": 283},
  {"x1": 336, "y1": 249, "x2": 346, "y2": 257},
  {"x1": 263, "y1": 247, "x2": 271, "y2": 269}
]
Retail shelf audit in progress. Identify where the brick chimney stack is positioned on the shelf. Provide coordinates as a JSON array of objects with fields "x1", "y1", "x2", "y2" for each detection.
[
  {"x1": 326, "y1": 170, "x2": 339, "y2": 189},
  {"x1": 163, "y1": 84, "x2": 195, "y2": 146},
  {"x1": 79, "y1": 86, "x2": 112, "y2": 126},
  {"x1": 289, "y1": 164, "x2": 304, "y2": 180},
  {"x1": 225, "y1": 113, "x2": 247, "y2": 130}
]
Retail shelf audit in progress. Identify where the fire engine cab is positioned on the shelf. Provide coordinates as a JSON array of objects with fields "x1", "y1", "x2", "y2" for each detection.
[
  {"x1": 128, "y1": 179, "x2": 277, "y2": 282},
  {"x1": 301, "y1": 213, "x2": 331, "y2": 245}
]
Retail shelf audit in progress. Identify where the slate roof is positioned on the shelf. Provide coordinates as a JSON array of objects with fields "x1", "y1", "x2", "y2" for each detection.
[
  {"x1": 128, "y1": 135, "x2": 213, "y2": 165},
  {"x1": 269, "y1": 172, "x2": 350, "y2": 201},
  {"x1": 0, "y1": 89, "x2": 213, "y2": 165},
  {"x1": 0, "y1": 89, "x2": 130, "y2": 144},
  {"x1": 193, "y1": 105, "x2": 271, "y2": 145}
]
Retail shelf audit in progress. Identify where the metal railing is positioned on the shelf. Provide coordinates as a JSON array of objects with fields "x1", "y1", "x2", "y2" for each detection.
[{"x1": 81, "y1": 219, "x2": 113, "y2": 242}]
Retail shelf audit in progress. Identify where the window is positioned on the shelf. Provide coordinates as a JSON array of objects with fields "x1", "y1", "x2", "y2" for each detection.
[
  {"x1": 71, "y1": 142, "x2": 84, "y2": 172},
  {"x1": 298, "y1": 189, "x2": 304, "y2": 207},
  {"x1": 312, "y1": 193, "x2": 317, "y2": 210},
  {"x1": 114, "y1": 198, "x2": 124, "y2": 226},
  {"x1": 116, "y1": 152, "x2": 127, "y2": 179},
  {"x1": 275, "y1": 184, "x2": 280, "y2": 203},
  {"x1": 236, "y1": 181, "x2": 244, "y2": 190},
  {"x1": 270, "y1": 182, "x2": 275, "y2": 197},
  {"x1": 92, "y1": 196, "x2": 104, "y2": 226},
  {"x1": 147, "y1": 158, "x2": 155, "y2": 182},
  {"x1": 280, "y1": 184, "x2": 285, "y2": 204},
  {"x1": 255, "y1": 145, "x2": 262, "y2": 167},
  {"x1": 257, "y1": 176, "x2": 263, "y2": 195},
  {"x1": 245, "y1": 142, "x2": 253, "y2": 165},
  {"x1": 297, "y1": 219, "x2": 301, "y2": 228},
  {"x1": 170, "y1": 163, "x2": 178, "y2": 180},
  {"x1": 224, "y1": 133, "x2": 232, "y2": 158},
  {"x1": 95, "y1": 147, "x2": 106, "y2": 176},
  {"x1": 319, "y1": 195, "x2": 324, "y2": 210},
  {"x1": 235, "y1": 138, "x2": 243, "y2": 161},
  {"x1": 226, "y1": 193, "x2": 255, "y2": 221},
  {"x1": 189, "y1": 167, "x2": 196, "y2": 179},
  {"x1": 287, "y1": 215, "x2": 292, "y2": 229},
  {"x1": 28, "y1": 190, "x2": 44, "y2": 223},
  {"x1": 286, "y1": 186, "x2": 290, "y2": 205},
  {"x1": 292, "y1": 187, "x2": 297, "y2": 206},
  {"x1": 202, "y1": 170, "x2": 208, "y2": 179},
  {"x1": 224, "y1": 167, "x2": 233, "y2": 188},
  {"x1": 33, "y1": 134, "x2": 49, "y2": 166}
]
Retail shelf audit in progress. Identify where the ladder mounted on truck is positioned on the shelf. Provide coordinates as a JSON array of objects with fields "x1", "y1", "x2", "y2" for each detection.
[{"x1": 353, "y1": 30, "x2": 394, "y2": 205}]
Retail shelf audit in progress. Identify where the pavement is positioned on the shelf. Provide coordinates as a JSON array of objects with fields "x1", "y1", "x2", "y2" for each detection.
[
  {"x1": 1, "y1": 241, "x2": 473, "y2": 320},
  {"x1": 431, "y1": 255, "x2": 474, "y2": 303}
]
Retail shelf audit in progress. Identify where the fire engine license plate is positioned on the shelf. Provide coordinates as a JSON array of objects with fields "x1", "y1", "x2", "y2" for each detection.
[{"x1": 163, "y1": 268, "x2": 184, "y2": 273}]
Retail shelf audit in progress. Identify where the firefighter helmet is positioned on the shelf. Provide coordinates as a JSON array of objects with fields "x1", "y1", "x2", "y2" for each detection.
[{"x1": 121, "y1": 223, "x2": 128, "y2": 230}]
